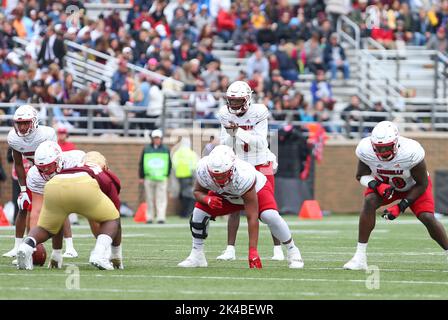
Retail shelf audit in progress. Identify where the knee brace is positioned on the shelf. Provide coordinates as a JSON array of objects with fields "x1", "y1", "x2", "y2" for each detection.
[{"x1": 190, "y1": 215, "x2": 210, "y2": 239}]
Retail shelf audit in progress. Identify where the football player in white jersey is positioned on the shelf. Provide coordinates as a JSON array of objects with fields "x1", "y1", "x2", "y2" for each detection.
[
  {"x1": 215, "y1": 80, "x2": 284, "y2": 262},
  {"x1": 4, "y1": 105, "x2": 78, "y2": 261},
  {"x1": 177, "y1": 145, "x2": 303, "y2": 269},
  {"x1": 344, "y1": 121, "x2": 448, "y2": 270},
  {"x1": 26, "y1": 141, "x2": 86, "y2": 268}
]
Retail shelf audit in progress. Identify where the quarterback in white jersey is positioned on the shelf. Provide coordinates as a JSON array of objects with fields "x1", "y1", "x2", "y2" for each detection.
[
  {"x1": 177, "y1": 145, "x2": 303, "y2": 269},
  {"x1": 3, "y1": 105, "x2": 65, "y2": 260},
  {"x1": 215, "y1": 80, "x2": 283, "y2": 262},
  {"x1": 344, "y1": 121, "x2": 448, "y2": 270}
]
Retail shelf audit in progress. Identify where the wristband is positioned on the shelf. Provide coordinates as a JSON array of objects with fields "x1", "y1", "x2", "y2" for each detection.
[
  {"x1": 360, "y1": 175, "x2": 376, "y2": 188},
  {"x1": 367, "y1": 180, "x2": 380, "y2": 190},
  {"x1": 398, "y1": 199, "x2": 411, "y2": 212},
  {"x1": 20, "y1": 186, "x2": 27, "y2": 192}
]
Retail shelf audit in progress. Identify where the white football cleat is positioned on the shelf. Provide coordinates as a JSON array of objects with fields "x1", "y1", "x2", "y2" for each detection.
[
  {"x1": 89, "y1": 251, "x2": 114, "y2": 270},
  {"x1": 343, "y1": 256, "x2": 368, "y2": 270},
  {"x1": 2, "y1": 247, "x2": 17, "y2": 258},
  {"x1": 287, "y1": 248, "x2": 304, "y2": 269},
  {"x1": 62, "y1": 248, "x2": 78, "y2": 258},
  {"x1": 178, "y1": 250, "x2": 208, "y2": 267},
  {"x1": 216, "y1": 246, "x2": 235, "y2": 261},
  {"x1": 271, "y1": 246, "x2": 285, "y2": 261},
  {"x1": 16, "y1": 243, "x2": 34, "y2": 270},
  {"x1": 11, "y1": 259, "x2": 18, "y2": 266},
  {"x1": 48, "y1": 251, "x2": 63, "y2": 269}
]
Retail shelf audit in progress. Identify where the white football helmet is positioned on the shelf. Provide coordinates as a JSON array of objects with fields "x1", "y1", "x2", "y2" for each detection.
[
  {"x1": 370, "y1": 121, "x2": 399, "y2": 161},
  {"x1": 34, "y1": 141, "x2": 63, "y2": 180},
  {"x1": 207, "y1": 145, "x2": 236, "y2": 187},
  {"x1": 13, "y1": 105, "x2": 38, "y2": 137},
  {"x1": 226, "y1": 81, "x2": 252, "y2": 116}
]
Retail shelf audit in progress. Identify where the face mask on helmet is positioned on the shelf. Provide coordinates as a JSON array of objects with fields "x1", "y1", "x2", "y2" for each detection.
[
  {"x1": 372, "y1": 141, "x2": 397, "y2": 161},
  {"x1": 226, "y1": 96, "x2": 249, "y2": 116},
  {"x1": 209, "y1": 167, "x2": 234, "y2": 187},
  {"x1": 14, "y1": 120, "x2": 34, "y2": 137},
  {"x1": 36, "y1": 159, "x2": 60, "y2": 180}
]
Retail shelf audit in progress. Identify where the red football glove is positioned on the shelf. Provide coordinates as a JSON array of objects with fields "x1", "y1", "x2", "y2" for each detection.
[
  {"x1": 376, "y1": 183, "x2": 395, "y2": 200},
  {"x1": 248, "y1": 247, "x2": 262, "y2": 269},
  {"x1": 382, "y1": 204, "x2": 401, "y2": 220},
  {"x1": 204, "y1": 195, "x2": 223, "y2": 209}
]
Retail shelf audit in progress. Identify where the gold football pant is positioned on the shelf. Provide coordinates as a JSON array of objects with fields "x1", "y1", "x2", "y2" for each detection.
[{"x1": 38, "y1": 174, "x2": 120, "y2": 235}]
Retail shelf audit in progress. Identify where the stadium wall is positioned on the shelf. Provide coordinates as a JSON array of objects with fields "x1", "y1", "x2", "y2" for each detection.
[{"x1": 1, "y1": 133, "x2": 447, "y2": 215}]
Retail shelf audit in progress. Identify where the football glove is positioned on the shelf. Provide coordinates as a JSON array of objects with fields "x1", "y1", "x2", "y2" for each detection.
[
  {"x1": 382, "y1": 199, "x2": 411, "y2": 221},
  {"x1": 204, "y1": 195, "x2": 223, "y2": 209},
  {"x1": 17, "y1": 191, "x2": 31, "y2": 211},
  {"x1": 248, "y1": 247, "x2": 262, "y2": 269},
  {"x1": 368, "y1": 180, "x2": 395, "y2": 200}
]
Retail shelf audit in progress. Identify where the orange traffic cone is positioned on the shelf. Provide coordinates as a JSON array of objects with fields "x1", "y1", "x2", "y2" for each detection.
[
  {"x1": 0, "y1": 206, "x2": 10, "y2": 226},
  {"x1": 134, "y1": 202, "x2": 147, "y2": 223},
  {"x1": 298, "y1": 200, "x2": 323, "y2": 220}
]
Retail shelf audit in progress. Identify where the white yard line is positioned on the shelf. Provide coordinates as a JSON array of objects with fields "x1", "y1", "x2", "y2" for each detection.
[{"x1": 0, "y1": 272, "x2": 448, "y2": 286}]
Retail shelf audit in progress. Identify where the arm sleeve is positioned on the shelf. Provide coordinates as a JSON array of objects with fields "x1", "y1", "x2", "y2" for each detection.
[{"x1": 235, "y1": 118, "x2": 268, "y2": 149}]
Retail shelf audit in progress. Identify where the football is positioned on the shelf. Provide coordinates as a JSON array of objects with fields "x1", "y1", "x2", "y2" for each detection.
[{"x1": 32, "y1": 244, "x2": 46, "y2": 266}]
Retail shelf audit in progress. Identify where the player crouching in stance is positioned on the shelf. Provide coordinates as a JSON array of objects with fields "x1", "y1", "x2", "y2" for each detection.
[
  {"x1": 17, "y1": 149, "x2": 123, "y2": 271},
  {"x1": 177, "y1": 145, "x2": 303, "y2": 269},
  {"x1": 344, "y1": 121, "x2": 448, "y2": 270}
]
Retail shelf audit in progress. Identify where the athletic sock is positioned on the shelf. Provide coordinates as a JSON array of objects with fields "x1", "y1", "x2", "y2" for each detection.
[
  {"x1": 94, "y1": 234, "x2": 113, "y2": 255},
  {"x1": 64, "y1": 237, "x2": 74, "y2": 250},
  {"x1": 14, "y1": 237, "x2": 23, "y2": 249},
  {"x1": 192, "y1": 238, "x2": 204, "y2": 251},
  {"x1": 355, "y1": 242, "x2": 368, "y2": 258},
  {"x1": 111, "y1": 245, "x2": 122, "y2": 258}
]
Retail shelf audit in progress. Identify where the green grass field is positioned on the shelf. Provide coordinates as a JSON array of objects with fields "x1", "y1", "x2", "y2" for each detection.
[{"x1": 0, "y1": 214, "x2": 447, "y2": 300}]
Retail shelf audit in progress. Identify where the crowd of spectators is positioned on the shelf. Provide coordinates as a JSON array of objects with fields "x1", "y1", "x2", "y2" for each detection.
[{"x1": 0, "y1": 0, "x2": 445, "y2": 137}]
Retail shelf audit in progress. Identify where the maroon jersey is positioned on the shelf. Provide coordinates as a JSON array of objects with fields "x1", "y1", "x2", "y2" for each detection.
[{"x1": 59, "y1": 165, "x2": 121, "y2": 210}]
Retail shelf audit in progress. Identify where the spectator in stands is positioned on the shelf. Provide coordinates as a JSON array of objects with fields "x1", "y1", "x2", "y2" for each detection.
[
  {"x1": 1, "y1": 52, "x2": 21, "y2": 79},
  {"x1": 304, "y1": 31, "x2": 324, "y2": 74},
  {"x1": 323, "y1": 33, "x2": 350, "y2": 80},
  {"x1": 326, "y1": 0, "x2": 351, "y2": 31},
  {"x1": 365, "y1": 101, "x2": 388, "y2": 126},
  {"x1": 139, "y1": 129, "x2": 171, "y2": 224},
  {"x1": 310, "y1": 68, "x2": 335, "y2": 109},
  {"x1": 275, "y1": 11, "x2": 293, "y2": 42},
  {"x1": 172, "y1": 137, "x2": 198, "y2": 218},
  {"x1": 146, "y1": 78, "x2": 164, "y2": 130},
  {"x1": 57, "y1": 126, "x2": 76, "y2": 152},
  {"x1": 105, "y1": 9, "x2": 124, "y2": 35},
  {"x1": 178, "y1": 58, "x2": 201, "y2": 91},
  {"x1": 195, "y1": 4, "x2": 213, "y2": 36},
  {"x1": 370, "y1": 17, "x2": 396, "y2": 49},
  {"x1": 190, "y1": 80, "x2": 217, "y2": 120},
  {"x1": 315, "y1": 99, "x2": 338, "y2": 133},
  {"x1": 216, "y1": 3, "x2": 237, "y2": 42},
  {"x1": 426, "y1": 27, "x2": 448, "y2": 54},
  {"x1": 201, "y1": 60, "x2": 221, "y2": 88},
  {"x1": 341, "y1": 95, "x2": 363, "y2": 138},
  {"x1": 256, "y1": 20, "x2": 278, "y2": 49},
  {"x1": 319, "y1": 19, "x2": 334, "y2": 44},
  {"x1": 232, "y1": 19, "x2": 258, "y2": 58},
  {"x1": 111, "y1": 59, "x2": 130, "y2": 105},
  {"x1": 37, "y1": 25, "x2": 65, "y2": 68},
  {"x1": 247, "y1": 49, "x2": 270, "y2": 82},
  {"x1": 275, "y1": 42, "x2": 299, "y2": 82},
  {"x1": 413, "y1": 8, "x2": 433, "y2": 46}
]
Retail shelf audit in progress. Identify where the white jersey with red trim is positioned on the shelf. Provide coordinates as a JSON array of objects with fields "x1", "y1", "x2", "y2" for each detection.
[
  {"x1": 26, "y1": 150, "x2": 86, "y2": 194},
  {"x1": 7, "y1": 125, "x2": 57, "y2": 164},
  {"x1": 356, "y1": 136, "x2": 425, "y2": 192},
  {"x1": 217, "y1": 103, "x2": 277, "y2": 166},
  {"x1": 196, "y1": 157, "x2": 267, "y2": 205}
]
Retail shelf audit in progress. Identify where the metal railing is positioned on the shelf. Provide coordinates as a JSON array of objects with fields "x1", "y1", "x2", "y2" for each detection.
[
  {"x1": 12, "y1": 37, "x2": 183, "y2": 92},
  {"x1": 2, "y1": 95, "x2": 448, "y2": 139},
  {"x1": 336, "y1": 15, "x2": 360, "y2": 50}
]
